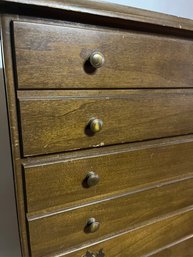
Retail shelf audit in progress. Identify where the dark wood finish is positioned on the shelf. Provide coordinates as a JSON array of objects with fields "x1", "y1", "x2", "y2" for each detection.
[
  {"x1": 28, "y1": 177, "x2": 193, "y2": 256},
  {"x1": 1, "y1": 15, "x2": 30, "y2": 257},
  {"x1": 2, "y1": 0, "x2": 193, "y2": 35},
  {"x1": 150, "y1": 236, "x2": 193, "y2": 257},
  {"x1": 13, "y1": 20, "x2": 193, "y2": 89},
  {"x1": 2, "y1": 2, "x2": 193, "y2": 256},
  {"x1": 18, "y1": 89, "x2": 193, "y2": 156},
  {"x1": 24, "y1": 136, "x2": 193, "y2": 213},
  {"x1": 61, "y1": 208, "x2": 193, "y2": 257}
]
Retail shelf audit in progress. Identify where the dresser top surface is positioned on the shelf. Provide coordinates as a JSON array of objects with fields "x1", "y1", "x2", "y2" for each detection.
[{"x1": 1, "y1": 0, "x2": 193, "y2": 33}]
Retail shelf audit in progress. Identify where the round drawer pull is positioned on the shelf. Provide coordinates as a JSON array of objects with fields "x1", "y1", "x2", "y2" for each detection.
[
  {"x1": 89, "y1": 51, "x2": 105, "y2": 69},
  {"x1": 86, "y1": 171, "x2": 100, "y2": 187},
  {"x1": 85, "y1": 218, "x2": 100, "y2": 233},
  {"x1": 89, "y1": 118, "x2": 103, "y2": 133}
]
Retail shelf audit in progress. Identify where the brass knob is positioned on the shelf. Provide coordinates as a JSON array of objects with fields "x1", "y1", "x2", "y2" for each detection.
[
  {"x1": 89, "y1": 51, "x2": 105, "y2": 68},
  {"x1": 86, "y1": 218, "x2": 100, "y2": 233},
  {"x1": 86, "y1": 172, "x2": 100, "y2": 187},
  {"x1": 89, "y1": 118, "x2": 103, "y2": 133}
]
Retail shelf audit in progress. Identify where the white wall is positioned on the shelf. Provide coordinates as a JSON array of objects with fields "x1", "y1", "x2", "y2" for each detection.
[{"x1": 104, "y1": 0, "x2": 193, "y2": 20}]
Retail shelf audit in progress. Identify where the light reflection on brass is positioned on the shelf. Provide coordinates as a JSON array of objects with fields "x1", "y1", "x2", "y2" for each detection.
[
  {"x1": 89, "y1": 118, "x2": 103, "y2": 133},
  {"x1": 89, "y1": 51, "x2": 105, "y2": 68}
]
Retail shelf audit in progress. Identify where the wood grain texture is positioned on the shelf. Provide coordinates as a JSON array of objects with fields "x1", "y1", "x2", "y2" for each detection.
[
  {"x1": 2, "y1": 0, "x2": 193, "y2": 34},
  {"x1": 60, "y1": 208, "x2": 193, "y2": 257},
  {"x1": 2, "y1": 3, "x2": 193, "y2": 257},
  {"x1": 24, "y1": 137, "x2": 193, "y2": 213},
  {"x1": 149, "y1": 236, "x2": 193, "y2": 257},
  {"x1": 13, "y1": 20, "x2": 193, "y2": 89},
  {"x1": 18, "y1": 89, "x2": 193, "y2": 156},
  {"x1": 1, "y1": 15, "x2": 30, "y2": 257},
  {"x1": 28, "y1": 178, "x2": 193, "y2": 257}
]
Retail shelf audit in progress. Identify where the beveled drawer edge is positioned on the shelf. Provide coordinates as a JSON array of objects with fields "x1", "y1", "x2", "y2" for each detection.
[
  {"x1": 44, "y1": 205, "x2": 193, "y2": 257},
  {"x1": 22, "y1": 134, "x2": 193, "y2": 168},
  {"x1": 145, "y1": 234, "x2": 193, "y2": 257},
  {"x1": 27, "y1": 175, "x2": 193, "y2": 221}
]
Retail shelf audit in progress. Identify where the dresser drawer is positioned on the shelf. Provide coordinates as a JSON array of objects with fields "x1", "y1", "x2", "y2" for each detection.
[
  {"x1": 63, "y1": 208, "x2": 193, "y2": 257},
  {"x1": 28, "y1": 178, "x2": 193, "y2": 256},
  {"x1": 24, "y1": 137, "x2": 193, "y2": 213},
  {"x1": 18, "y1": 90, "x2": 193, "y2": 156},
  {"x1": 13, "y1": 21, "x2": 193, "y2": 89}
]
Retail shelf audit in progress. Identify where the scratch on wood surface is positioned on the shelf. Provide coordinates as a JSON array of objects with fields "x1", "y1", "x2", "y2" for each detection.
[{"x1": 92, "y1": 142, "x2": 105, "y2": 147}]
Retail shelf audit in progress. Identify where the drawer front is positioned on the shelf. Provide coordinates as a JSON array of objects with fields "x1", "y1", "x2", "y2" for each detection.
[
  {"x1": 18, "y1": 90, "x2": 193, "y2": 156},
  {"x1": 13, "y1": 21, "x2": 193, "y2": 89},
  {"x1": 63, "y1": 208, "x2": 193, "y2": 257},
  {"x1": 24, "y1": 137, "x2": 193, "y2": 213},
  {"x1": 28, "y1": 178, "x2": 193, "y2": 256},
  {"x1": 150, "y1": 237, "x2": 193, "y2": 257}
]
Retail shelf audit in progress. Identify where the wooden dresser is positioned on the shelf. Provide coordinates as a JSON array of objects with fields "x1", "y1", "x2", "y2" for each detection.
[{"x1": 1, "y1": 1, "x2": 193, "y2": 256}]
